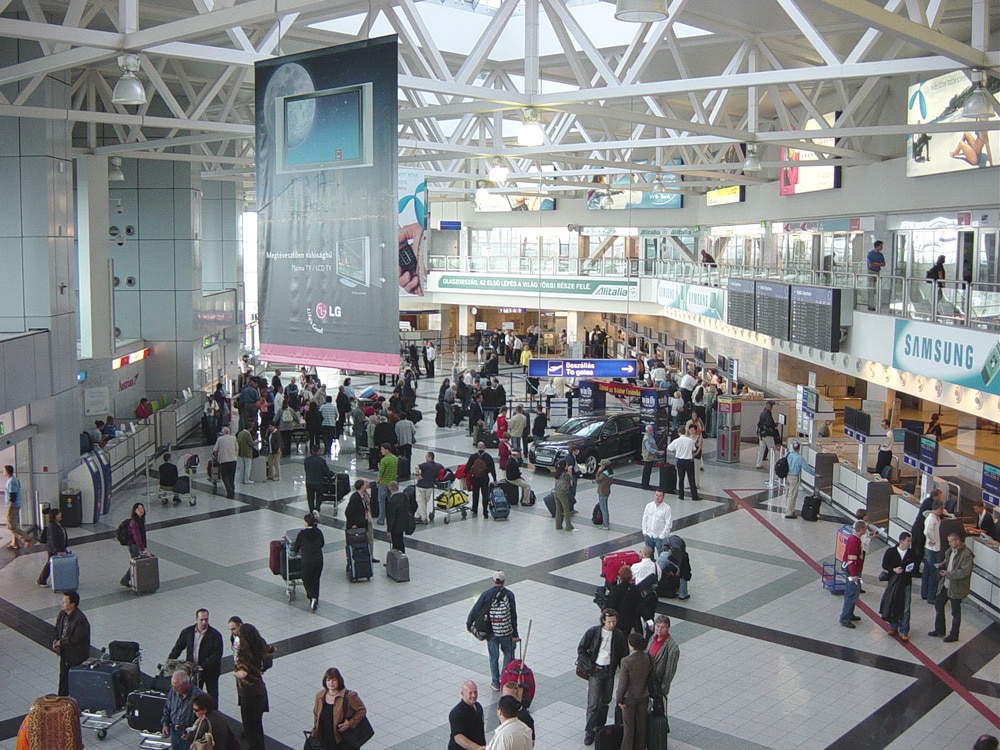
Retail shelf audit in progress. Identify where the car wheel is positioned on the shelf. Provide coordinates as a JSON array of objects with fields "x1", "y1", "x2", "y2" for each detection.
[{"x1": 584, "y1": 453, "x2": 599, "y2": 475}]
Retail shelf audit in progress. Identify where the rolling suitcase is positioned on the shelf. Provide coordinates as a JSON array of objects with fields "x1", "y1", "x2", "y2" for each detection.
[
  {"x1": 658, "y1": 463, "x2": 677, "y2": 494},
  {"x1": 524, "y1": 489, "x2": 536, "y2": 507},
  {"x1": 435, "y1": 402, "x2": 446, "y2": 427},
  {"x1": 125, "y1": 690, "x2": 166, "y2": 733},
  {"x1": 647, "y1": 710, "x2": 669, "y2": 749},
  {"x1": 268, "y1": 539, "x2": 283, "y2": 575},
  {"x1": 594, "y1": 722, "x2": 624, "y2": 750},
  {"x1": 26, "y1": 695, "x2": 83, "y2": 750},
  {"x1": 602, "y1": 550, "x2": 641, "y2": 585},
  {"x1": 489, "y1": 486, "x2": 510, "y2": 520},
  {"x1": 107, "y1": 640, "x2": 140, "y2": 664},
  {"x1": 50, "y1": 552, "x2": 79, "y2": 592},
  {"x1": 481, "y1": 432, "x2": 500, "y2": 449},
  {"x1": 279, "y1": 544, "x2": 302, "y2": 582},
  {"x1": 404, "y1": 484, "x2": 418, "y2": 515},
  {"x1": 499, "y1": 482, "x2": 520, "y2": 508},
  {"x1": 409, "y1": 408, "x2": 422, "y2": 424},
  {"x1": 499, "y1": 659, "x2": 535, "y2": 707},
  {"x1": 345, "y1": 527, "x2": 373, "y2": 582},
  {"x1": 69, "y1": 659, "x2": 140, "y2": 713},
  {"x1": 130, "y1": 554, "x2": 159, "y2": 594},
  {"x1": 543, "y1": 491, "x2": 556, "y2": 517},
  {"x1": 801, "y1": 494, "x2": 822, "y2": 522},
  {"x1": 386, "y1": 548, "x2": 410, "y2": 582}
]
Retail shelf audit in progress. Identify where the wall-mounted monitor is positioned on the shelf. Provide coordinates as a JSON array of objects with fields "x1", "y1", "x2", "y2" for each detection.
[
  {"x1": 806, "y1": 390, "x2": 819, "y2": 413},
  {"x1": 919, "y1": 435, "x2": 939, "y2": 466},
  {"x1": 716, "y1": 354, "x2": 728, "y2": 375},
  {"x1": 276, "y1": 83, "x2": 373, "y2": 174},
  {"x1": 983, "y1": 462, "x2": 1000, "y2": 507},
  {"x1": 693, "y1": 346, "x2": 707, "y2": 364}
]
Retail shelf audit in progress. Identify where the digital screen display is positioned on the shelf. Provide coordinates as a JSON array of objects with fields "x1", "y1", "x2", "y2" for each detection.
[
  {"x1": 806, "y1": 390, "x2": 818, "y2": 413},
  {"x1": 706, "y1": 185, "x2": 745, "y2": 206},
  {"x1": 726, "y1": 278, "x2": 756, "y2": 330},
  {"x1": 674, "y1": 339, "x2": 685, "y2": 355},
  {"x1": 983, "y1": 462, "x2": 1000, "y2": 507},
  {"x1": 919, "y1": 435, "x2": 939, "y2": 466},
  {"x1": 754, "y1": 282, "x2": 791, "y2": 340},
  {"x1": 277, "y1": 84, "x2": 373, "y2": 173},
  {"x1": 790, "y1": 285, "x2": 841, "y2": 352},
  {"x1": 693, "y1": 346, "x2": 707, "y2": 364},
  {"x1": 717, "y1": 355, "x2": 728, "y2": 374},
  {"x1": 903, "y1": 429, "x2": 922, "y2": 459}
]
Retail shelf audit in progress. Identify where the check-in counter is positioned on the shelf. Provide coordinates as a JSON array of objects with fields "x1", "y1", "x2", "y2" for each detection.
[
  {"x1": 156, "y1": 395, "x2": 203, "y2": 448},
  {"x1": 801, "y1": 444, "x2": 839, "y2": 496},
  {"x1": 970, "y1": 535, "x2": 1000, "y2": 616},
  {"x1": 888, "y1": 492, "x2": 920, "y2": 543},
  {"x1": 830, "y1": 463, "x2": 892, "y2": 525}
]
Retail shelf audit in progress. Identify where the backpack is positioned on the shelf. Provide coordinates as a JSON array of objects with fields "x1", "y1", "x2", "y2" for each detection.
[
  {"x1": 471, "y1": 455, "x2": 488, "y2": 479},
  {"x1": 487, "y1": 591, "x2": 513, "y2": 636},
  {"x1": 774, "y1": 456, "x2": 790, "y2": 479},
  {"x1": 116, "y1": 518, "x2": 132, "y2": 546}
]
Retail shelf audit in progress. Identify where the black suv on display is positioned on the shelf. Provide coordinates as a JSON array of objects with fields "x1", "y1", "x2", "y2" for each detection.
[{"x1": 529, "y1": 413, "x2": 643, "y2": 475}]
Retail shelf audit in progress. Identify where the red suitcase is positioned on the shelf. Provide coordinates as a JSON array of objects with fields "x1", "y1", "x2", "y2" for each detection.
[
  {"x1": 601, "y1": 550, "x2": 640, "y2": 585},
  {"x1": 269, "y1": 539, "x2": 283, "y2": 575},
  {"x1": 26, "y1": 695, "x2": 84, "y2": 750},
  {"x1": 499, "y1": 659, "x2": 535, "y2": 707}
]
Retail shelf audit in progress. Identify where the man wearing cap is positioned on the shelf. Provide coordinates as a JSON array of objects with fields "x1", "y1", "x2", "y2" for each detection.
[
  {"x1": 754, "y1": 401, "x2": 778, "y2": 469},
  {"x1": 879, "y1": 531, "x2": 917, "y2": 641},
  {"x1": 466, "y1": 572, "x2": 520, "y2": 691},
  {"x1": 783, "y1": 439, "x2": 806, "y2": 519}
]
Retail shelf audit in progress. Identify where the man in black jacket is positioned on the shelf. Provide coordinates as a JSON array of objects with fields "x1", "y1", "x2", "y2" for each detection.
[
  {"x1": 578, "y1": 608, "x2": 627, "y2": 746},
  {"x1": 469, "y1": 393, "x2": 485, "y2": 438},
  {"x1": 303, "y1": 447, "x2": 334, "y2": 519},
  {"x1": 465, "y1": 443, "x2": 497, "y2": 518},
  {"x1": 53, "y1": 590, "x2": 91, "y2": 696},
  {"x1": 168, "y1": 608, "x2": 224, "y2": 698}
]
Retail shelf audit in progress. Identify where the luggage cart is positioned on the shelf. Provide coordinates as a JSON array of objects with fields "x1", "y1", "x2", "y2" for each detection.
[
  {"x1": 74, "y1": 641, "x2": 141, "y2": 740},
  {"x1": 280, "y1": 528, "x2": 304, "y2": 601},
  {"x1": 435, "y1": 470, "x2": 469, "y2": 524},
  {"x1": 159, "y1": 474, "x2": 196, "y2": 506},
  {"x1": 128, "y1": 660, "x2": 200, "y2": 749}
]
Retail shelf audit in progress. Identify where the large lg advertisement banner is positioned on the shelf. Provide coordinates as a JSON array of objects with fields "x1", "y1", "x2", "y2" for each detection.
[
  {"x1": 906, "y1": 70, "x2": 998, "y2": 177},
  {"x1": 255, "y1": 37, "x2": 399, "y2": 372},
  {"x1": 779, "y1": 113, "x2": 841, "y2": 195}
]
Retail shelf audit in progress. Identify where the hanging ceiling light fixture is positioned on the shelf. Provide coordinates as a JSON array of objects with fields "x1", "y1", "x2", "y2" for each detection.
[
  {"x1": 112, "y1": 53, "x2": 147, "y2": 107},
  {"x1": 962, "y1": 69, "x2": 996, "y2": 119},
  {"x1": 517, "y1": 110, "x2": 545, "y2": 147},
  {"x1": 488, "y1": 159, "x2": 510, "y2": 183},
  {"x1": 108, "y1": 156, "x2": 125, "y2": 182},
  {"x1": 614, "y1": 0, "x2": 667, "y2": 23},
  {"x1": 742, "y1": 142, "x2": 761, "y2": 172}
]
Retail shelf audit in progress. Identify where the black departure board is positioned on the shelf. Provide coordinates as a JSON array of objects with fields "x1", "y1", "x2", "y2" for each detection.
[
  {"x1": 790, "y1": 285, "x2": 841, "y2": 352},
  {"x1": 754, "y1": 281, "x2": 790, "y2": 340},
  {"x1": 726, "y1": 278, "x2": 755, "y2": 331}
]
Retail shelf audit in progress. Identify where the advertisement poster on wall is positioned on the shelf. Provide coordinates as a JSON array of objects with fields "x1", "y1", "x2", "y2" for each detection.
[
  {"x1": 779, "y1": 113, "x2": 841, "y2": 195},
  {"x1": 906, "y1": 70, "x2": 999, "y2": 177},
  {"x1": 892, "y1": 319, "x2": 1000, "y2": 397},
  {"x1": 586, "y1": 160, "x2": 683, "y2": 210},
  {"x1": 255, "y1": 37, "x2": 399, "y2": 373},
  {"x1": 398, "y1": 167, "x2": 427, "y2": 296}
]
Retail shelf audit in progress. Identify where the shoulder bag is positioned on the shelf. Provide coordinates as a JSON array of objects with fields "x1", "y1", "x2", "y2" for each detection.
[
  {"x1": 339, "y1": 691, "x2": 374, "y2": 750},
  {"x1": 190, "y1": 718, "x2": 214, "y2": 750}
]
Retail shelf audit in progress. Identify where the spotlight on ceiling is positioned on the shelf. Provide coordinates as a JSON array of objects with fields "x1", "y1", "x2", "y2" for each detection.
[
  {"x1": 108, "y1": 156, "x2": 125, "y2": 182},
  {"x1": 742, "y1": 142, "x2": 761, "y2": 172},
  {"x1": 963, "y1": 69, "x2": 996, "y2": 119},
  {"x1": 488, "y1": 160, "x2": 510, "y2": 183},
  {"x1": 614, "y1": 0, "x2": 668, "y2": 22},
  {"x1": 517, "y1": 111, "x2": 545, "y2": 147},
  {"x1": 112, "y1": 53, "x2": 147, "y2": 107}
]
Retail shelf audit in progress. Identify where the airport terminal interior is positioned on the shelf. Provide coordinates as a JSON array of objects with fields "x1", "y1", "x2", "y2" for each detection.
[{"x1": 1, "y1": 0, "x2": 1000, "y2": 749}]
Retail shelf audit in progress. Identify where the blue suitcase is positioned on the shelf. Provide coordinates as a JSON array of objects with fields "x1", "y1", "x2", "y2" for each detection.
[
  {"x1": 50, "y1": 552, "x2": 79, "y2": 592},
  {"x1": 489, "y1": 486, "x2": 510, "y2": 520}
]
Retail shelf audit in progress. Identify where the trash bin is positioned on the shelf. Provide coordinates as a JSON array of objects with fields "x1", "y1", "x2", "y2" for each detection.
[{"x1": 59, "y1": 491, "x2": 82, "y2": 528}]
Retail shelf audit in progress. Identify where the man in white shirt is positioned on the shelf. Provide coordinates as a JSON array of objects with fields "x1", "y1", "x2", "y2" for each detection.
[
  {"x1": 667, "y1": 426, "x2": 701, "y2": 502},
  {"x1": 921, "y1": 500, "x2": 945, "y2": 602},
  {"x1": 486, "y1": 695, "x2": 533, "y2": 750},
  {"x1": 641, "y1": 490, "x2": 673, "y2": 557},
  {"x1": 679, "y1": 368, "x2": 697, "y2": 403},
  {"x1": 630, "y1": 546, "x2": 658, "y2": 589}
]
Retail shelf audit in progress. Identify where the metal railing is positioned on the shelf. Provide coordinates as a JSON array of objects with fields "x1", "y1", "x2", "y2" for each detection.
[{"x1": 427, "y1": 254, "x2": 1000, "y2": 330}]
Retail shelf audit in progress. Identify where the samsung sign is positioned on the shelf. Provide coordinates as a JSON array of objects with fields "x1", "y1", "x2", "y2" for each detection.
[{"x1": 892, "y1": 320, "x2": 1000, "y2": 396}]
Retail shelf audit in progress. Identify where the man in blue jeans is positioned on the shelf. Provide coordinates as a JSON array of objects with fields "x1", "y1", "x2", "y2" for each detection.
[
  {"x1": 840, "y1": 520, "x2": 867, "y2": 628},
  {"x1": 466, "y1": 571, "x2": 519, "y2": 691}
]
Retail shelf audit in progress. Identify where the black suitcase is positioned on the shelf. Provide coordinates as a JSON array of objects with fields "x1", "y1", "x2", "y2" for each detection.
[
  {"x1": 801, "y1": 494, "x2": 822, "y2": 522},
  {"x1": 279, "y1": 544, "x2": 302, "y2": 581},
  {"x1": 409, "y1": 408, "x2": 422, "y2": 424},
  {"x1": 107, "y1": 640, "x2": 140, "y2": 664},
  {"x1": 368, "y1": 447, "x2": 380, "y2": 471},
  {"x1": 499, "y1": 481, "x2": 520, "y2": 507},
  {"x1": 126, "y1": 690, "x2": 166, "y2": 733},
  {"x1": 435, "y1": 402, "x2": 446, "y2": 427},
  {"x1": 396, "y1": 454, "x2": 411, "y2": 480},
  {"x1": 481, "y1": 433, "x2": 500, "y2": 449},
  {"x1": 69, "y1": 659, "x2": 140, "y2": 713},
  {"x1": 345, "y1": 528, "x2": 373, "y2": 582},
  {"x1": 404, "y1": 484, "x2": 418, "y2": 515},
  {"x1": 659, "y1": 463, "x2": 677, "y2": 494},
  {"x1": 453, "y1": 405, "x2": 467, "y2": 425},
  {"x1": 543, "y1": 491, "x2": 556, "y2": 517},
  {"x1": 595, "y1": 723, "x2": 624, "y2": 750}
]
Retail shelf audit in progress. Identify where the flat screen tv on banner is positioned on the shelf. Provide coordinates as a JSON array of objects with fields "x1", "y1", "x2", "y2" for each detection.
[
  {"x1": 255, "y1": 37, "x2": 399, "y2": 373},
  {"x1": 906, "y1": 70, "x2": 999, "y2": 177}
]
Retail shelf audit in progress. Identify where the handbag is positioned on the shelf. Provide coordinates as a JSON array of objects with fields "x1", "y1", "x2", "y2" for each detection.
[
  {"x1": 301, "y1": 733, "x2": 323, "y2": 750},
  {"x1": 190, "y1": 719, "x2": 215, "y2": 750},
  {"x1": 340, "y1": 692, "x2": 374, "y2": 750},
  {"x1": 877, "y1": 570, "x2": 890, "y2": 582},
  {"x1": 575, "y1": 653, "x2": 594, "y2": 680}
]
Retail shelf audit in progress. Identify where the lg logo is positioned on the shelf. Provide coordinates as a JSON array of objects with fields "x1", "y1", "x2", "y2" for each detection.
[{"x1": 315, "y1": 303, "x2": 342, "y2": 320}]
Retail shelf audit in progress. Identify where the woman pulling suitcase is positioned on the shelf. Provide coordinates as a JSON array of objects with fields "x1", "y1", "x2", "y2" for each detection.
[{"x1": 292, "y1": 514, "x2": 326, "y2": 612}]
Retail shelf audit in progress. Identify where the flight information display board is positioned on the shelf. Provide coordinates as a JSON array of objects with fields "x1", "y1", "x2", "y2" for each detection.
[
  {"x1": 983, "y1": 462, "x2": 1000, "y2": 507},
  {"x1": 754, "y1": 282, "x2": 791, "y2": 340},
  {"x1": 726, "y1": 278, "x2": 755, "y2": 330},
  {"x1": 790, "y1": 285, "x2": 841, "y2": 352}
]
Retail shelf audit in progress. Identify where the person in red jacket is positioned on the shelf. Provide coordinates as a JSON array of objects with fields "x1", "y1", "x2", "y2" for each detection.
[{"x1": 839, "y1": 520, "x2": 868, "y2": 628}]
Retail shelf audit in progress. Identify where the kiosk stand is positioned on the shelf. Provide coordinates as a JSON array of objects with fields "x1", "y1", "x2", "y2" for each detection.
[{"x1": 716, "y1": 397, "x2": 741, "y2": 463}]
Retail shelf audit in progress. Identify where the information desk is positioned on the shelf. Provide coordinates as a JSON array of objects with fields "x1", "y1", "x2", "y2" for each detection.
[{"x1": 830, "y1": 463, "x2": 892, "y2": 525}]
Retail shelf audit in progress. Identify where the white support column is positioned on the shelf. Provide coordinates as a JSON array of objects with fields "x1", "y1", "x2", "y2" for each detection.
[{"x1": 76, "y1": 155, "x2": 113, "y2": 360}]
